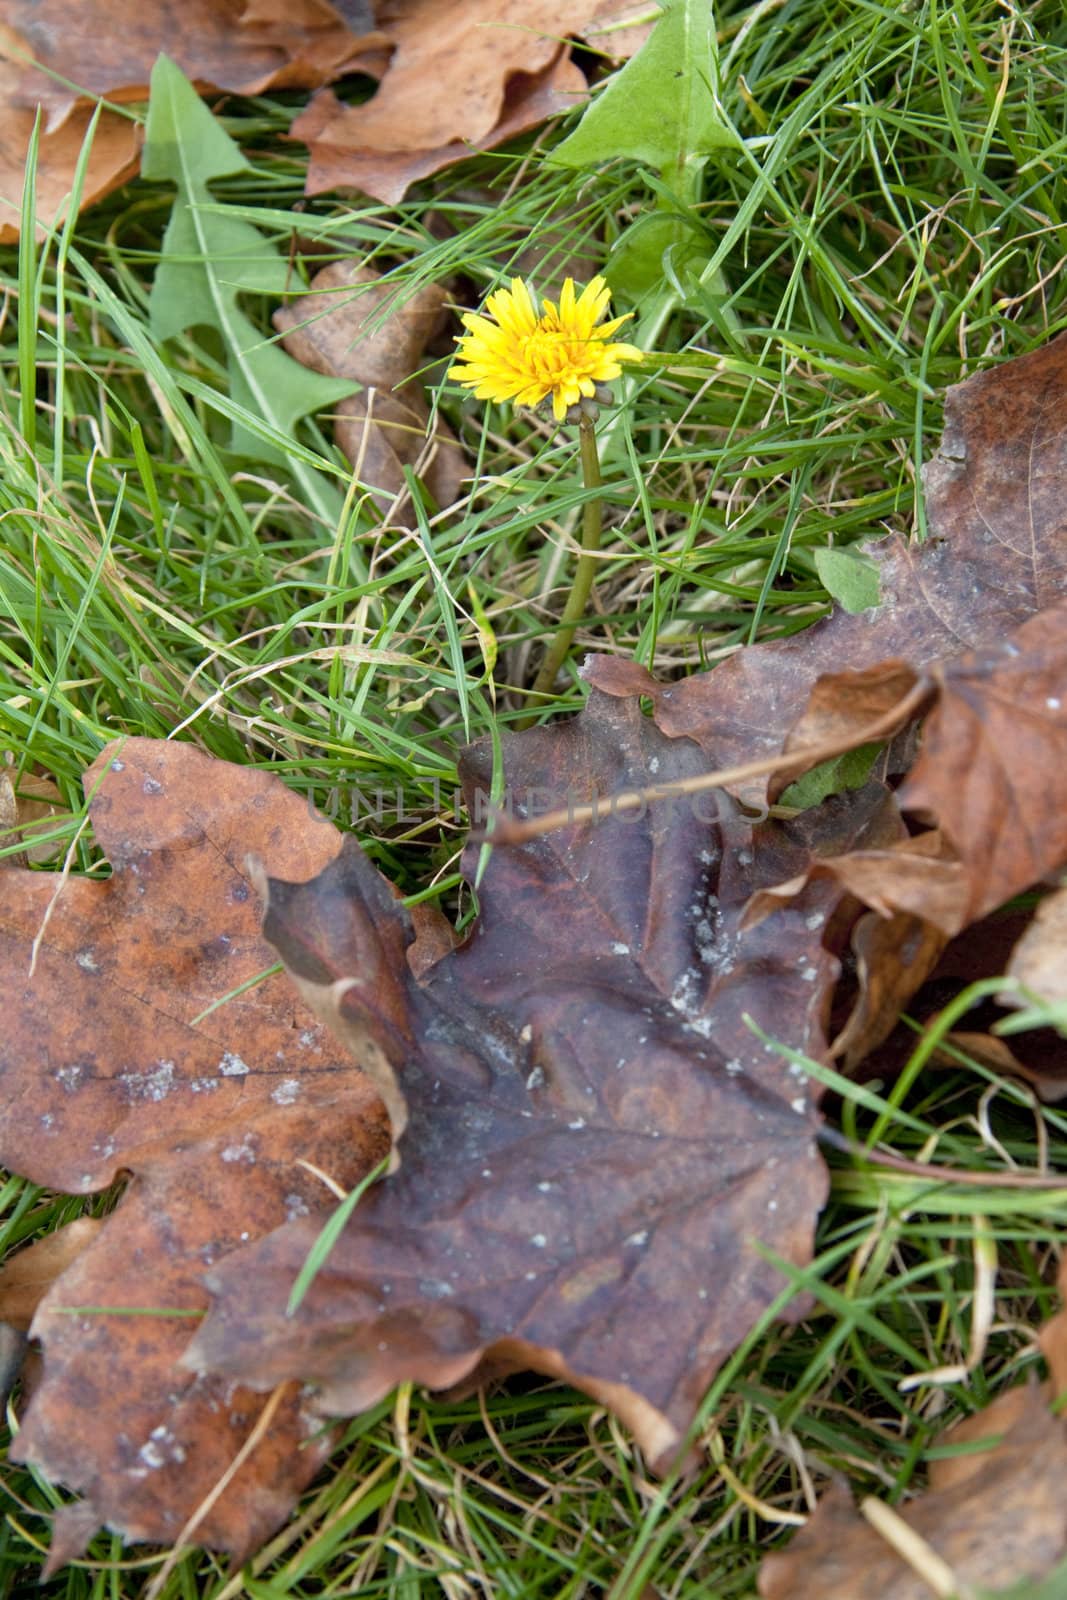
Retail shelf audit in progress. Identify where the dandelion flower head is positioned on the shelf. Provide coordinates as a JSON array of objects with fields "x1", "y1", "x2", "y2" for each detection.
[{"x1": 451, "y1": 275, "x2": 642, "y2": 421}]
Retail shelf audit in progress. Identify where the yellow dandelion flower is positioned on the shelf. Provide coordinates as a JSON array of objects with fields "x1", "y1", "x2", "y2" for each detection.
[{"x1": 451, "y1": 275, "x2": 642, "y2": 422}]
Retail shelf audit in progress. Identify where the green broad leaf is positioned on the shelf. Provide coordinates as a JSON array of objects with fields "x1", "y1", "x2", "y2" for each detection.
[
  {"x1": 144, "y1": 55, "x2": 356, "y2": 480},
  {"x1": 778, "y1": 743, "x2": 881, "y2": 811},
  {"x1": 813, "y1": 547, "x2": 881, "y2": 614},
  {"x1": 552, "y1": 0, "x2": 741, "y2": 174},
  {"x1": 606, "y1": 213, "x2": 707, "y2": 302}
]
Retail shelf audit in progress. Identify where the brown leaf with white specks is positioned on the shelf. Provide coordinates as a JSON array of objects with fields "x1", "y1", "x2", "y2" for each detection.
[
  {"x1": 0, "y1": 739, "x2": 389, "y2": 1562},
  {"x1": 187, "y1": 696, "x2": 903, "y2": 1471}
]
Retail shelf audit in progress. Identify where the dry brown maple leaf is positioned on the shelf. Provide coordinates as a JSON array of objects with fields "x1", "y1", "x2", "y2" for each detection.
[
  {"x1": 587, "y1": 328, "x2": 1067, "y2": 803},
  {"x1": 0, "y1": 740, "x2": 388, "y2": 1564},
  {"x1": 274, "y1": 260, "x2": 468, "y2": 512},
  {"x1": 185, "y1": 689, "x2": 912, "y2": 1471}
]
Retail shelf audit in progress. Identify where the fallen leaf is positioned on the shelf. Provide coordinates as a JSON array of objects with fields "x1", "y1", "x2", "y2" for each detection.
[
  {"x1": 0, "y1": 0, "x2": 371, "y2": 130},
  {"x1": 584, "y1": 0, "x2": 657, "y2": 61},
  {"x1": 586, "y1": 329, "x2": 1067, "y2": 802},
  {"x1": 0, "y1": 739, "x2": 388, "y2": 1560},
  {"x1": 0, "y1": 0, "x2": 375, "y2": 240},
  {"x1": 0, "y1": 767, "x2": 70, "y2": 864},
  {"x1": 274, "y1": 260, "x2": 468, "y2": 512},
  {"x1": 0, "y1": 94, "x2": 141, "y2": 245},
  {"x1": 0, "y1": 1219, "x2": 102, "y2": 1331},
  {"x1": 939, "y1": 1029, "x2": 1067, "y2": 1102},
  {"x1": 1004, "y1": 883, "x2": 1067, "y2": 1012},
  {"x1": 829, "y1": 911, "x2": 947, "y2": 1070},
  {"x1": 759, "y1": 1386, "x2": 1067, "y2": 1600},
  {"x1": 299, "y1": 50, "x2": 588, "y2": 206},
  {"x1": 1039, "y1": 1255, "x2": 1067, "y2": 1402},
  {"x1": 305, "y1": 1, "x2": 596, "y2": 155},
  {"x1": 187, "y1": 696, "x2": 906, "y2": 1471},
  {"x1": 743, "y1": 605, "x2": 1067, "y2": 939}
]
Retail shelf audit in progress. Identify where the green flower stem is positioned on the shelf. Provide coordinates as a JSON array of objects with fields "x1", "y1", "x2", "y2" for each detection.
[{"x1": 524, "y1": 412, "x2": 603, "y2": 718}]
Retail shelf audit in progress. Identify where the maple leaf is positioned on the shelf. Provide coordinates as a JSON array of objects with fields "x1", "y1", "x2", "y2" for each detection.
[
  {"x1": 186, "y1": 689, "x2": 905, "y2": 1468},
  {"x1": 587, "y1": 329, "x2": 1067, "y2": 803},
  {"x1": 588, "y1": 333, "x2": 1067, "y2": 1067},
  {"x1": 0, "y1": 741, "x2": 388, "y2": 1563}
]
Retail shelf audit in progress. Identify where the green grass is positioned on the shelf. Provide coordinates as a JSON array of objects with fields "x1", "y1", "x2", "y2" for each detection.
[{"x1": 1, "y1": 0, "x2": 1066, "y2": 1593}]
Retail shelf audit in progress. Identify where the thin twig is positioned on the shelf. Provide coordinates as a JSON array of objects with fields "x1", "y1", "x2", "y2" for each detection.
[{"x1": 487, "y1": 678, "x2": 930, "y2": 844}]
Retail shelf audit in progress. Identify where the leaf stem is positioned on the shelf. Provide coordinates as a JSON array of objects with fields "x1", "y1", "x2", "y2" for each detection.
[{"x1": 523, "y1": 412, "x2": 604, "y2": 717}]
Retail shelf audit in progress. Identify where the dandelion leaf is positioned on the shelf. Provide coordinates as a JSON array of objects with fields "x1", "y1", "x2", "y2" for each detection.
[
  {"x1": 144, "y1": 55, "x2": 356, "y2": 467},
  {"x1": 553, "y1": 0, "x2": 742, "y2": 172}
]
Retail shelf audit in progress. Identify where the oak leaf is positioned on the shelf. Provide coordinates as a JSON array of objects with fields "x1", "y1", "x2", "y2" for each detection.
[
  {"x1": 0, "y1": 0, "x2": 371, "y2": 128},
  {"x1": 298, "y1": 51, "x2": 587, "y2": 206},
  {"x1": 0, "y1": 0, "x2": 373, "y2": 239},
  {"x1": 0, "y1": 740, "x2": 389, "y2": 1564}
]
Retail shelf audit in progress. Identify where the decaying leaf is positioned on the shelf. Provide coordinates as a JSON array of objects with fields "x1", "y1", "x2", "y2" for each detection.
[
  {"x1": 1004, "y1": 882, "x2": 1067, "y2": 1013},
  {"x1": 273, "y1": 260, "x2": 468, "y2": 511},
  {"x1": 5, "y1": 319, "x2": 1067, "y2": 1578},
  {"x1": 0, "y1": 1218, "x2": 102, "y2": 1331},
  {"x1": 298, "y1": 50, "x2": 587, "y2": 206},
  {"x1": 587, "y1": 330, "x2": 1067, "y2": 803},
  {"x1": 0, "y1": 0, "x2": 371, "y2": 129},
  {"x1": 759, "y1": 1385, "x2": 1067, "y2": 1600},
  {"x1": 584, "y1": 0, "x2": 657, "y2": 61},
  {"x1": 0, "y1": 740, "x2": 389, "y2": 1561},
  {"x1": 293, "y1": 0, "x2": 663, "y2": 204},
  {"x1": 0, "y1": 766, "x2": 70, "y2": 864},
  {"x1": 0, "y1": 94, "x2": 141, "y2": 245},
  {"x1": 579, "y1": 333, "x2": 1067, "y2": 1067},
  {"x1": 0, "y1": 0, "x2": 375, "y2": 239},
  {"x1": 742, "y1": 604, "x2": 1067, "y2": 940},
  {"x1": 304, "y1": 1, "x2": 591, "y2": 156},
  {"x1": 185, "y1": 696, "x2": 912, "y2": 1471},
  {"x1": 0, "y1": 0, "x2": 646, "y2": 232}
]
